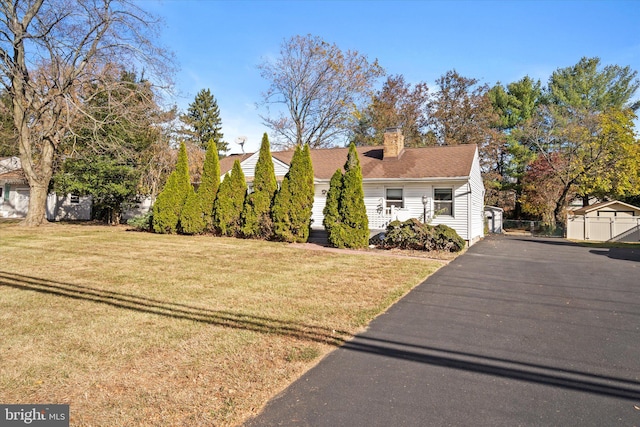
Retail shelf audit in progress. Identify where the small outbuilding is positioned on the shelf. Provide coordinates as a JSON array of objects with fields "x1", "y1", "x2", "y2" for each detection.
[
  {"x1": 567, "y1": 200, "x2": 640, "y2": 242},
  {"x1": 484, "y1": 206, "x2": 503, "y2": 233}
]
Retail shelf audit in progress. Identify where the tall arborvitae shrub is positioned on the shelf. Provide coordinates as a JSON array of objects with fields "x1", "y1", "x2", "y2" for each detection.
[
  {"x1": 153, "y1": 142, "x2": 191, "y2": 234},
  {"x1": 323, "y1": 169, "x2": 343, "y2": 245},
  {"x1": 152, "y1": 173, "x2": 180, "y2": 233},
  {"x1": 199, "y1": 138, "x2": 221, "y2": 230},
  {"x1": 272, "y1": 144, "x2": 315, "y2": 242},
  {"x1": 213, "y1": 160, "x2": 247, "y2": 236},
  {"x1": 179, "y1": 186, "x2": 204, "y2": 234},
  {"x1": 337, "y1": 142, "x2": 369, "y2": 248},
  {"x1": 242, "y1": 133, "x2": 277, "y2": 238}
]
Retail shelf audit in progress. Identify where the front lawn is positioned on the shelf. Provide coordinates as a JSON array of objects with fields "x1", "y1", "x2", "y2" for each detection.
[{"x1": 0, "y1": 224, "x2": 444, "y2": 426}]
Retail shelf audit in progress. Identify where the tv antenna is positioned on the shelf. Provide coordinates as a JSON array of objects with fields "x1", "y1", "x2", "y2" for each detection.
[{"x1": 235, "y1": 136, "x2": 247, "y2": 153}]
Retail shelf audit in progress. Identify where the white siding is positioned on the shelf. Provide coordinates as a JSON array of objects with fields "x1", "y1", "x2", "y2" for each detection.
[
  {"x1": 0, "y1": 184, "x2": 29, "y2": 218},
  {"x1": 430, "y1": 183, "x2": 469, "y2": 240},
  {"x1": 233, "y1": 152, "x2": 290, "y2": 180},
  {"x1": 239, "y1": 152, "x2": 260, "y2": 178},
  {"x1": 311, "y1": 183, "x2": 329, "y2": 229},
  {"x1": 46, "y1": 193, "x2": 92, "y2": 221},
  {"x1": 468, "y1": 148, "x2": 486, "y2": 243}
]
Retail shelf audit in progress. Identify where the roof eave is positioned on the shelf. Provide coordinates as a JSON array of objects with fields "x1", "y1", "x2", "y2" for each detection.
[{"x1": 314, "y1": 176, "x2": 470, "y2": 183}]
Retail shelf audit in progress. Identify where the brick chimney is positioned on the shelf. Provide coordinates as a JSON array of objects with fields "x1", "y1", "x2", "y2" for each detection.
[{"x1": 383, "y1": 127, "x2": 404, "y2": 159}]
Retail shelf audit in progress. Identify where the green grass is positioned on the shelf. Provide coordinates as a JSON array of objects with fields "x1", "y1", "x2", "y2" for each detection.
[{"x1": 0, "y1": 223, "x2": 446, "y2": 426}]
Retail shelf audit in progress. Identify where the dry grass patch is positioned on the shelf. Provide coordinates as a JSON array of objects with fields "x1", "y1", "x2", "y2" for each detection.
[{"x1": 0, "y1": 224, "x2": 447, "y2": 426}]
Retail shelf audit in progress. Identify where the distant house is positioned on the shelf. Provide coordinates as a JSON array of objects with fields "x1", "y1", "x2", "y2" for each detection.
[
  {"x1": 567, "y1": 200, "x2": 640, "y2": 242},
  {"x1": 0, "y1": 156, "x2": 91, "y2": 221},
  {"x1": 220, "y1": 129, "x2": 486, "y2": 246}
]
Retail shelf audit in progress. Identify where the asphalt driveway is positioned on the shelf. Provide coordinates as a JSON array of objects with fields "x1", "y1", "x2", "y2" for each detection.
[{"x1": 246, "y1": 235, "x2": 640, "y2": 426}]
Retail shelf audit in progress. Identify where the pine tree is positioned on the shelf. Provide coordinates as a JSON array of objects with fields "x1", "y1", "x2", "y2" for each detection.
[
  {"x1": 152, "y1": 141, "x2": 191, "y2": 234},
  {"x1": 242, "y1": 133, "x2": 278, "y2": 238},
  {"x1": 272, "y1": 144, "x2": 315, "y2": 242},
  {"x1": 323, "y1": 169, "x2": 344, "y2": 246},
  {"x1": 198, "y1": 138, "x2": 221, "y2": 230},
  {"x1": 182, "y1": 89, "x2": 228, "y2": 153},
  {"x1": 338, "y1": 142, "x2": 369, "y2": 248},
  {"x1": 213, "y1": 160, "x2": 247, "y2": 236}
]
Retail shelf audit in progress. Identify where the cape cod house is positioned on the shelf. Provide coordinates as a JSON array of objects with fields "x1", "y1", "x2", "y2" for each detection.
[{"x1": 220, "y1": 129, "x2": 486, "y2": 246}]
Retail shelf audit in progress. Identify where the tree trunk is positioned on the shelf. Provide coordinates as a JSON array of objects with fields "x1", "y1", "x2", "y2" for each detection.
[
  {"x1": 582, "y1": 195, "x2": 590, "y2": 207},
  {"x1": 22, "y1": 184, "x2": 48, "y2": 226}
]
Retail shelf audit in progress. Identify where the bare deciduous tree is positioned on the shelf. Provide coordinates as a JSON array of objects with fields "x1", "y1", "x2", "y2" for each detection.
[
  {"x1": 0, "y1": 0, "x2": 174, "y2": 225},
  {"x1": 259, "y1": 34, "x2": 384, "y2": 149}
]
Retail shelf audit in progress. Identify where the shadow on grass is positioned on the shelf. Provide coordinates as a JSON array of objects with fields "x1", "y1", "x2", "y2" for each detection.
[{"x1": 0, "y1": 271, "x2": 348, "y2": 346}]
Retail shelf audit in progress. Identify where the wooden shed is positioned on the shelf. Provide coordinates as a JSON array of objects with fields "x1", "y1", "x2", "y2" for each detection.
[{"x1": 567, "y1": 200, "x2": 640, "y2": 242}]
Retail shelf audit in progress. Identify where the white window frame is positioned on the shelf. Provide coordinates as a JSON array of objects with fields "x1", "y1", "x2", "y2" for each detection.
[
  {"x1": 434, "y1": 188, "x2": 453, "y2": 216},
  {"x1": 385, "y1": 188, "x2": 404, "y2": 209},
  {"x1": 70, "y1": 194, "x2": 80, "y2": 204}
]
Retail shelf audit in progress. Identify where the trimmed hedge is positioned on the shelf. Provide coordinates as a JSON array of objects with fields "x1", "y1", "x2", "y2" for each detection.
[{"x1": 378, "y1": 219, "x2": 465, "y2": 252}]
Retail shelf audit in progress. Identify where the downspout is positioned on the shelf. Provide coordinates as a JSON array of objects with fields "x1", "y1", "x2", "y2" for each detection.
[{"x1": 467, "y1": 182, "x2": 472, "y2": 244}]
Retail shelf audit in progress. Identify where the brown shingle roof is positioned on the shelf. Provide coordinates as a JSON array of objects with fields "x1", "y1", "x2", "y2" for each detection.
[
  {"x1": 221, "y1": 144, "x2": 477, "y2": 181},
  {"x1": 0, "y1": 169, "x2": 27, "y2": 184}
]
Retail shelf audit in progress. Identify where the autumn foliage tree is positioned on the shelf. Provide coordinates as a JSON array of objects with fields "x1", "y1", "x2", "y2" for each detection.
[{"x1": 353, "y1": 74, "x2": 432, "y2": 147}]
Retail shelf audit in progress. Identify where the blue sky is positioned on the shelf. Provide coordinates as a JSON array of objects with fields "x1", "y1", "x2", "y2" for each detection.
[{"x1": 146, "y1": 0, "x2": 640, "y2": 153}]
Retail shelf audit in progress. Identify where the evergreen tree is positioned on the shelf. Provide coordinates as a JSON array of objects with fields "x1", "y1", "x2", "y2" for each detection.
[
  {"x1": 198, "y1": 138, "x2": 221, "y2": 230},
  {"x1": 213, "y1": 160, "x2": 247, "y2": 236},
  {"x1": 152, "y1": 172, "x2": 180, "y2": 234},
  {"x1": 242, "y1": 133, "x2": 278, "y2": 238},
  {"x1": 179, "y1": 186, "x2": 205, "y2": 234},
  {"x1": 153, "y1": 142, "x2": 191, "y2": 234},
  {"x1": 272, "y1": 144, "x2": 315, "y2": 242},
  {"x1": 337, "y1": 143, "x2": 369, "y2": 248},
  {"x1": 323, "y1": 169, "x2": 344, "y2": 245},
  {"x1": 182, "y1": 89, "x2": 228, "y2": 153}
]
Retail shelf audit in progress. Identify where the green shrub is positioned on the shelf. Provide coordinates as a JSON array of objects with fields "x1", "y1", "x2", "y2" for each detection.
[
  {"x1": 180, "y1": 187, "x2": 205, "y2": 234},
  {"x1": 242, "y1": 133, "x2": 277, "y2": 239},
  {"x1": 198, "y1": 138, "x2": 221, "y2": 231},
  {"x1": 272, "y1": 144, "x2": 314, "y2": 243},
  {"x1": 127, "y1": 211, "x2": 153, "y2": 231},
  {"x1": 323, "y1": 169, "x2": 343, "y2": 246},
  {"x1": 379, "y1": 219, "x2": 465, "y2": 252},
  {"x1": 152, "y1": 142, "x2": 191, "y2": 234},
  {"x1": 323, "y1": 143, "x2": 369, "y2": 249},
  {"x1": 336, "y1": 142, "x2": 368, "y2": 248},
  {"x1": 433, "y1": 224, "x2": 466, "y2": 252},
  {"x1": 213, "y1": 160, "x2": 247, "y2": 236},
  {"x1": 152, "y1": 173, "x2": 180, "y2": 234}
]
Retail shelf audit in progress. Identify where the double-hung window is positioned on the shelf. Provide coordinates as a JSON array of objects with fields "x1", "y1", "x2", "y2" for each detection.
[
  {"x1": 434, "y1": 188, "x2": 453, "y2": 216},
  {"x1": 386, "y1": 188, "x2": 404, "y2": 209}
]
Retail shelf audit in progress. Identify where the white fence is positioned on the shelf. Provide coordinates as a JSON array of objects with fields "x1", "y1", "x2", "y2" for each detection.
[{"x1": 366, "y1": 206, "x2": 414, "y2": 230}]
